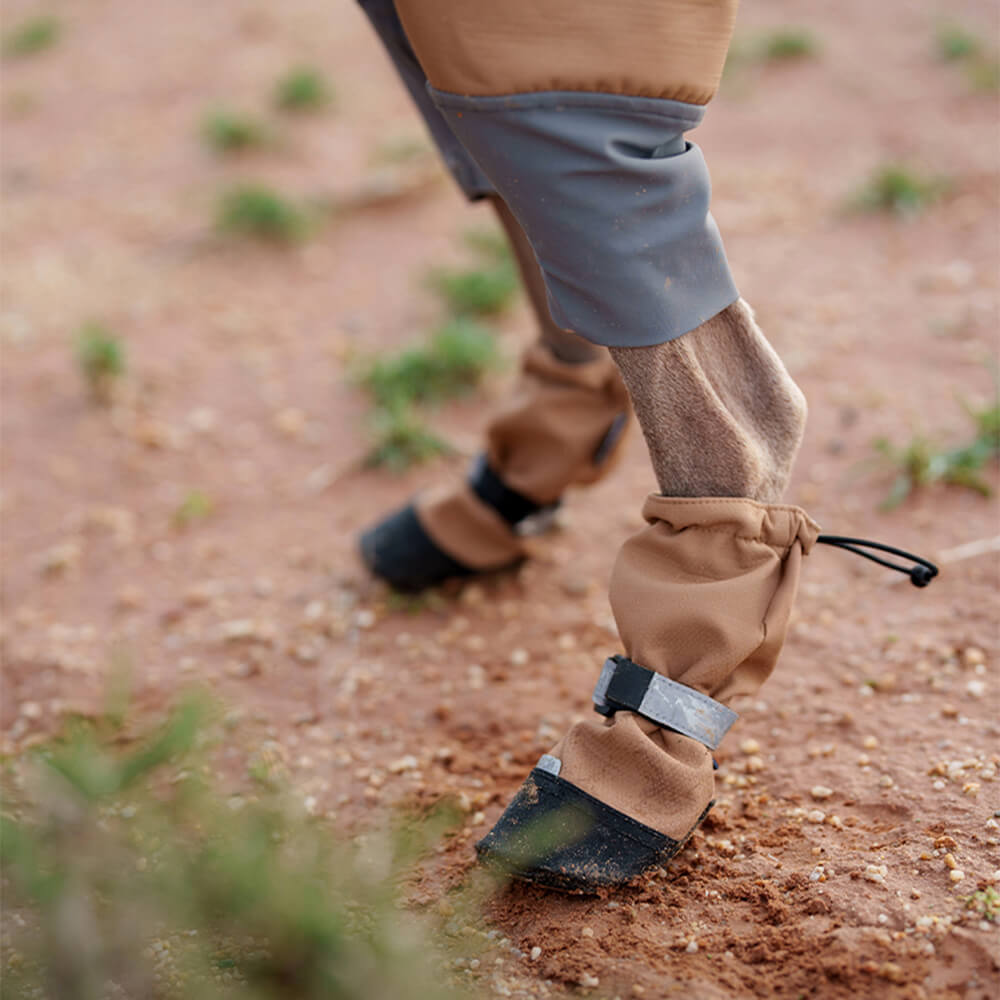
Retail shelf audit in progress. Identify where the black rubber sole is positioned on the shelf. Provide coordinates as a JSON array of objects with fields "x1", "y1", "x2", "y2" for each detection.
[
  {"x1": 476, "y1": 768, "x2": 711, "y2": 893},
  {"x1": 358, "y1": 503, "x2": 480, "y2": 593}
]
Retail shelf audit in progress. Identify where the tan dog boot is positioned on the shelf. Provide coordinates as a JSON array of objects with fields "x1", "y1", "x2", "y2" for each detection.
[
  {"x1": 360, "y1": 199, "x2": 630, "y2": 592},
  {"x1": 477, "y1": 496, "x2": 819, "y2": 889}
]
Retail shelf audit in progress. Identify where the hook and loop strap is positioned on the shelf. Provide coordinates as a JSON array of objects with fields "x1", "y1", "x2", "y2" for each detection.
[
  {"x1": 592, "y1": 655, "x2": 737, "y2": 751},
  {"x1": 816, "y1": 535, "x2": 939, "y2": 588}
]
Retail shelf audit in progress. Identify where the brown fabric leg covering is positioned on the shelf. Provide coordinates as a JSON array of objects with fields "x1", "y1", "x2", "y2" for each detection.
[
  {"x1": 415, "y1": 345, "x2": 631, "y2": 562},
  {"x1": 547, "y1": 302, "x2": 817, "y2": 840}
]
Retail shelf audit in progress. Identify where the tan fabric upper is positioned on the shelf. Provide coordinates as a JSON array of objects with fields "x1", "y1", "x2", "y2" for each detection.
[
  {"x1": 395, "y1": 0, "x2": 739, "y2": 105},
  {"x1": 553, "y1": 495, "x2": 818, "y2": 839},
  {"x1": 416, "y1": 481, "x2": 527, "y2": 571},
  {"x1": 486, "y1": 344, "x2": 631, "y2": 505},
  {"x1": 611, "y1": 496, "x2": 819, "y2": 704}
]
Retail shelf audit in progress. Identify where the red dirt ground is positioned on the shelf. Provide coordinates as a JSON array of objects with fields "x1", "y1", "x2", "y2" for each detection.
[{"x1": 2, "y1": 1, "x2": 999, "y2": 997}]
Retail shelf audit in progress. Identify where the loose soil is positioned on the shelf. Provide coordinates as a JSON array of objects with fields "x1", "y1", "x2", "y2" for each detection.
[{"x1": 2, "y1": 0, "x2": 999, "y2": 997}]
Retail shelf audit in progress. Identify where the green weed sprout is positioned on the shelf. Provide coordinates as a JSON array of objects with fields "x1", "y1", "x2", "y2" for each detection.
[
  {"x1": 1, "y1": 699, "x2": 472, "y2": 1000},
  {"x1": 934, "y1": 21, "x2": 999, "y2": 93},
  {"x1": 721, "y1": 27, "x2": 818, "y2": 87},
  {"x1": 76, "y1": 323, "x2": 125, "y2": 403},
  {"x1": 966, "y1": 54, "x2": 1000, "y2": 93},
  {"x1": 365, "y1": 404, "x2": 452, "y2": 472},
  {"x1": 3, "y1": 15, "x2": 60, "y2": 57},
  {"x1": 760, "y1": 29, "x2": 818, "y2": 61},
  {"x1": 360, "y1": 318, "x2": 499, "y2": 411},
  {"x1": 850, "y1": 165, "x2": 950, "y2": 218},
  {"x1": 935, "y1": 21, "x2": 981, "y2": 61},
  {"x1": 964, "y1": 887, "x2": 1000, "y2": 922},
  {"x1": 201, "y1": 109, "x2": 268, "y2": 153},
  {"x1": 874, "y1": 393, "x2": 1000, "y2": 509},
  {"x1": 370, "y1": 135, "x2": 434, "y2": 166},
  {"x1": 174, "y1": 490, "x2": 214, "y2": 527},
  {"x1": 216, "y1": 184, "x2": 308, "y2": 243},
  {"x1": 427, "y1": 229, "x2": 518, "y2": 316},
  {"x1": 274, "y1": 67, "x2": 332, "y2": 111}
]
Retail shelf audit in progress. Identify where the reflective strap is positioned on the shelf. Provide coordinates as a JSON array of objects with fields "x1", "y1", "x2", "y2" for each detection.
[{"x1": 592, "y1": 655, "x2": 737, "y2": 751}]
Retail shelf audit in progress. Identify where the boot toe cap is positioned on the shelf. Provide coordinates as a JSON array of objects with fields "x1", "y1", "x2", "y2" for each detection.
[
  {"x1": 358, "y1": 504, "x2": 474, "y2": 593},
  {"x1": 476, "y1": 768, "x2": 705, "y2": 893}
]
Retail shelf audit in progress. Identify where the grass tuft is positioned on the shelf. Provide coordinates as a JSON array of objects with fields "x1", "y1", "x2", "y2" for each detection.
[
  {"x1": 760, "y1": 29, "x2": 819, "y2": 61},
  {"x1": 1, "y1": 698, "x2": 473, "y2": 1000},
  {"x1": 873, "y1": 392, "x2": 1000, "y2": 510},
  {"x1": 359, "y1": 318, "x2": 499, "y2": 411},
  {"x1": 76, "y1": 323, "x2": 125, "y2": 403},
  {"x1": 364, "y1": 404, "x2": 452, "y2": 471},
  {"x1": 201, "y1": 108, "x2": 269, "y2": 153},
  {"x1": 427, "y1": 228, "x2": 518, "y2": 316},
  {"x1": 935, "y1": 21, "x2": 980, "y2": 61},
  {"x1": 3, "y1": 15, "x2": 60, "y2": 57},
  {"x1": 274, "y1": 67, "x2": 332, "y2": 111},
  {"x1": 370, "y1": 134, "x2": 434, "y2": 166},
  {"x1": 849, "y1": 164, "x2": 950, "y2": 218},
  {"x1": 966, "y1": 54, "x2": 1000, "y2": 93},
  {"x1": 216, "y1": 184, "x2": 308, "y2": 242},
  {"x1": 964, "y1": 886, "x2": 1000, "y2": 922},
  {"x1": 934, "y1": 21, "x2": 999, "y2": 93},
  {"x1": 174, "y1": 490, "x2": 214, "y2": 527}
]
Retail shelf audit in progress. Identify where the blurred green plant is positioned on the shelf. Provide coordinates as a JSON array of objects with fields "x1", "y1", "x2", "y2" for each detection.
[
  {"x1": 174, "y1": 490, "x2": 214, "y2": 527},
  {"x1": 216, "y1": 184, "x2": 309, "y2": 243},
  {"x1": 3, "y1": 15, "x2": 60, "y2": 57},
  {"x1": 201, "y1": 109, "x2": 269, "y2": 153},
  {"x1": 934, "y1": 20, "x2": 999, "y2": 94},
  {"x1": 964, "y1": 887, "x2": 1000, "y2": 922},
  {"x1": 935, "y1": 21, "x2": 981, "y2": 61},
  {"x1": 759, "y1": 29, "x2": 819, "y2": 61},
  {"x1": 1, "y1": 698, "x2": 474, "y2": 1000},
  {"x1": 364, "y1": 404, "x2": 453, "y2": 472},
  {"x1": 873, "y1": 392, "x2": 1000, "y2": 510},
  {"x1": 76, "y1": 323, "x2": 125, "y2": 404},
  {"x1": 359, "y1": 319, "x2": 500, "y2": 411},
  {"x1": 274, "y1": 67, "x2": 332, "y2": 111},
  {"x1": 369, "y1": 135, "x2": 434, "y2": 167},
  {"x1": 427, "y1": 229, "x2": 519, "y2": 317},
  {"x1": 721, "y1": 26, "x2": 819, "y2": 87},
  {"x1": 966, "y1": 53, "x2": 1000, "y2": 93},
  {"x1": 849, "y1": 164, "x2": 950, "y2": 218}
]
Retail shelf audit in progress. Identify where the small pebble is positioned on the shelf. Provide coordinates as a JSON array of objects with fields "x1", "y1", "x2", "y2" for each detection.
[
  {"x1": 529, "y1": 946, "x2": 541, "y2": 961},
  {"x1": 685, "y1": 940, "x2": 699, "y2": 954},
  {"x1": 810, "y1": 785, "x2": 834, "y2": 801},
  {"x1": 949, "y1": 869, "x2": 965, "y2": 883},
  {"x1": 740, "y1": 738, "x2": 761, "y2": 755}
]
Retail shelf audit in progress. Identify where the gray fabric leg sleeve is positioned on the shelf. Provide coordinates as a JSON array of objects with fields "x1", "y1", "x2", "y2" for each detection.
[
  {"x1": 429, "y1": 89, "x2": 740, "y2": 348},
  {"x1": 356, "y1": 0, "x2": 494, "y2": 200}
]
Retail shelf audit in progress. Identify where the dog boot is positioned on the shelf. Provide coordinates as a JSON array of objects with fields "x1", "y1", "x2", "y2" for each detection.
[
  {"x1": 476, "y1": 496, "x2": 819, "y2": 890},
  {"x1": 359, "y1": 343, "x2": 629, "y2": 591}
]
